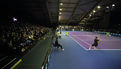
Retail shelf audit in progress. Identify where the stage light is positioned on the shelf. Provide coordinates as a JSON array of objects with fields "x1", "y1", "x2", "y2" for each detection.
[
  {"x1": 93, "y1": 10, "x2": 96, "y2": 13},
  {"x1": 59, "y1": 12, "x2": 62, "y2": 15},
  {"x1": 106, "y1": 6, "x2": 109, "y2": 9},
  {"x1": 112, "y1": 4, "x2": 115, "y2": 7},
  {"x1": 59, "y1": 16, "x2": 61, "y2": 20},
  {"x1": 60, "y1": 3, "x2": 63, "y2": 5},
  {"x1": 97, "y1": 6, "x2": 101, "y2": 9},
  {"x1": 13, "y1": 17, "x2": 17, "y2": 22},
  {"x1": 60, "y1": 8, "x2": 62, "y2": 11}
]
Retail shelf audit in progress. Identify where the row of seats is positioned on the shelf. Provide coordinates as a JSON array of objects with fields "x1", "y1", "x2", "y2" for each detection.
[{"x1": 0, "y1": 23, "x2": 50, "y2": 58}]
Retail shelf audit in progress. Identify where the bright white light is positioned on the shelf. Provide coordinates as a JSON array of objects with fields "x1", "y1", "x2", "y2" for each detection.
[
  {"x1": 112, "y1": 4, "x2": 115, "y2": 7},
  {"x1": 42, "y1": 66, "x2": 44, "y2": 69},
  {"x1": 60, "y1": 3, "x2": 63, "y2": 5},
  {"x1": 97, "y1": 6, "x2": 101, "y2": 9},
  {"x1": 13, "y1": 17, "x2": 17, "y2": 22},
  {"x1": 93, "y1": 10, "x2": 96, "y2": 13},
  {"x1": 106, "y1": 6, "x2": 109, "y2": 8},
  {"x1": 89, "y1": 14, "x2": 92, "y2": 16},
  {"x1": 59, "y1": 12, "x2": 62, "y2": 15},
  {"x1": 59, "y1": 16, "x2": 61, "y2": 21},
  {"x1": 60, "y1": 8, "x2": 62, "y2": 11}
]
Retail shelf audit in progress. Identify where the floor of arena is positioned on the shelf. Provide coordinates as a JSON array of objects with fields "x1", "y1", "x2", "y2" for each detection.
[
  {"x1": 48, "y1": 31, "x2": 121, "y2": 69},
  {"x1": 69, "y1": 31, "x2": 121, "y2": 50}
]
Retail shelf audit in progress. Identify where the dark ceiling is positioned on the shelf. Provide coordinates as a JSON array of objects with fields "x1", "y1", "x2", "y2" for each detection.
[
  {"x1": 7, "y1": 0, "x2": 50, "y2": 25},
  {"x1": 5, "y1": 0, "x2": 121, "y2": 26}
]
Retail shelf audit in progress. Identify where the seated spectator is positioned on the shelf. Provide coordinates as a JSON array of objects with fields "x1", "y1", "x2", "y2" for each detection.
[
  {"x1": 0, "y1": 22, "x2": 51, "y2": 58},
  {"x1": 53, "y1": 37, "x2": 64, "y2": 51}
]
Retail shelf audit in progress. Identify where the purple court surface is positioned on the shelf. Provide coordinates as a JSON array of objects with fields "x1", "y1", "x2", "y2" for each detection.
[
  {"x1": 69, "y1": 31, "x2": 121, "y2": 50},
  {"x1": 48, "y1": 31, "x2": 121, "y2": 69}
]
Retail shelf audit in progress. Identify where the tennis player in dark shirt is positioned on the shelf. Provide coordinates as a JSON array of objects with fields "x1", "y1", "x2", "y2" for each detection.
[{"x1": 89, "y1": 36, "x2": 100, "y2": 50}]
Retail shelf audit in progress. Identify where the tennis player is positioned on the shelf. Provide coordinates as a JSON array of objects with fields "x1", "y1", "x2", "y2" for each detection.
[{"x1": 89, "y1": 36, "x2": 100, "y2": 50}]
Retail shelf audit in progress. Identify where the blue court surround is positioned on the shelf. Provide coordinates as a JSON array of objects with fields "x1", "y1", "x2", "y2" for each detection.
[{"x1": 48, "y1": 32, "x2": 121, "y2": 69}]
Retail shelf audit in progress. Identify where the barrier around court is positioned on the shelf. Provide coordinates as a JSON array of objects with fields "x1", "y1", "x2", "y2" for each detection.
[
  {"x1": 1, "y1": 32, "x2": 53, "y2": 69},
  {"x1": 10, "y1": 59, "x2": 22, "y2": 69},
  {"x1": 94, "y1": 31, "x2": 121, "y2": 37}
]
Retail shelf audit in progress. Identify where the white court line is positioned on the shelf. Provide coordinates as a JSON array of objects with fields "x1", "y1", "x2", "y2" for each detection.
[
  {"x1": 69, "y1": 35, "x2": 88, "y2": 50},
  {"x1": 69, "y1": 35, "x2": 121, "y2": 51},
  {"x1": 70, "y1": 35, "x2": 91, "y2": 46},
  {"x1": 79, "y1": 38, "x2": 90, "y2": 46},
  {"x1": 70, "y1": 35, "x2": 99, "y2": 36},
  {"x1": 76, "y1": 36, "x2": 121, "y2": 50},
  {"x1": 88, "y1": 49, "x2": 121, "y2": 51},
  {"x1": 1, "y1": 58, "x2": 16, "y2": 69},
  {"x1": 0, "y1": 56, "x2": 8, "y2": 62}
]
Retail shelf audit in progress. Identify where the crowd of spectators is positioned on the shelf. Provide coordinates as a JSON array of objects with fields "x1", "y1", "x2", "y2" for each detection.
[{"x1": 0, "y1": 23, "x2": 50, "y2": 57}]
